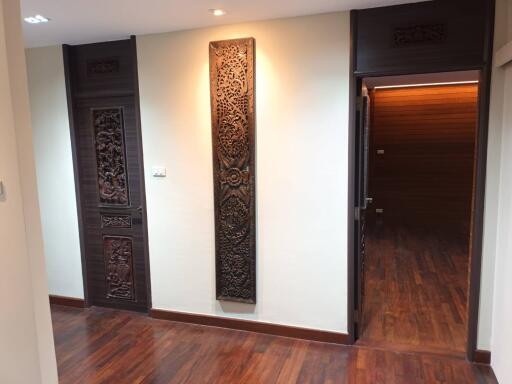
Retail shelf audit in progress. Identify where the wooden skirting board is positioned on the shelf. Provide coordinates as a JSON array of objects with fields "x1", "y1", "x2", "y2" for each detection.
[
  {"x1": 150, "y1": 308, "x2": 349, "y2": 345},
  {"x1": 473, "y1": 349, "x2": 492, "y2": 365},
  {"x1": 49, "y1": 295, "x2": 85, "y2": 308},
  {"x1": 47, "y1": 298, "x2": 489, "y2": 363}
]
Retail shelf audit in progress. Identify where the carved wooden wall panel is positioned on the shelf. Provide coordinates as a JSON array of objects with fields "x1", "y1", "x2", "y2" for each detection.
[
  {"x1": 87, "y1": 58, "x2": 120, "y2": 76},
  {"x1": 101, "y1": 214, "x2": 132, "y2": 228},
  {"x1": 104, "y1": 236, "x2": 135, "y2": 300},
  {"x1": 210, "y1": 38, "x2": 256, "y2": 303},
  {"x1": 393, "y1": 24, "x2": 446, "y2": 47},
  {"x1": 93, "y1": 108, "x2": 129, "y2": 206}
]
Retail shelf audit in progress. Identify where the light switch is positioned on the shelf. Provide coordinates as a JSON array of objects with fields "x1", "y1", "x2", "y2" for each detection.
[
  {"x1": 152, "y1": 167, "x2": 167, "y2": 177},
  {"x1": 377, "y1": 149, "x2": 385, "y2": 155}
]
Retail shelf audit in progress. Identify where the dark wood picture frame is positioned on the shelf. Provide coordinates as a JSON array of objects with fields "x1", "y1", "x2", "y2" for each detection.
[
  {"x1": 347, "y1": 0, "x2": 495, "y2": 361},
  {"x1": 209, "y1": 38, "x2": 257, "y2": 304}
]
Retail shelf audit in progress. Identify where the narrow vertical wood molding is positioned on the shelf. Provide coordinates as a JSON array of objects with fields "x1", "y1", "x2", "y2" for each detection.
[
  {"x1": 49, "y1": 295, "x2": 85, "y2": 308},
  {"x1": 209, "y1": 38, "x2": 257, "y2": 304}
]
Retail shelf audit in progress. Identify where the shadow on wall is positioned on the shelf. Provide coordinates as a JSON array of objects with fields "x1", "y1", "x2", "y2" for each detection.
[
  {"x1": 218, "y1": 301, "x2": 256, "y2": 315},
  {"x1": 0, "y1": 181, "x2": 6, "y2": 202}
]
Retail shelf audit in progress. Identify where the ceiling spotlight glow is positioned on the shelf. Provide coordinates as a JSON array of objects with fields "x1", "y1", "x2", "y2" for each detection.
[
  {"x1": 209, "y1": 9, "x2": 227, "y2": 16},
  {"x1": 24, "y1": 14, "x2": 49, "y2": 24}
]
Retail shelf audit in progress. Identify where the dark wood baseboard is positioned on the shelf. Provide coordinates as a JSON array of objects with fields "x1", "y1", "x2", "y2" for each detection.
[
  {"x1": 473, "y1": 349, "x2": 491, "y2": 365},
  {"x1": 49, "y1": 295, "x2": 85, "y2": 308},
  {"x1": 150, "y1": 308, "x2": 349, "y2": 345}
]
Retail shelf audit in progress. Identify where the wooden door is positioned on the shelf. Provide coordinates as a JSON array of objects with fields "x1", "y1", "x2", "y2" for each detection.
[
  {"x1": 64, "y1": 39, "x2": 150, "y2": 312},
  {"x1": 354, "y1": 89, "x2": 371, "y2": 337}
]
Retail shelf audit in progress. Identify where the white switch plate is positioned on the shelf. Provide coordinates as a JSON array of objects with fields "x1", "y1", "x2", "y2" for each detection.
[{"x1": 152, "y1": 167, "x2": 167, "y2": 177}]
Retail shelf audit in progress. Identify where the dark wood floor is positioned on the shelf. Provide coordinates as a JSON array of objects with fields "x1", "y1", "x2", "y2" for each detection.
[
  {"x1": 358, "y1": 224, "x2": 470, "y2": 356},
  {"x1": 51, "y1": 304, "x2": 496, "y2": 383}
]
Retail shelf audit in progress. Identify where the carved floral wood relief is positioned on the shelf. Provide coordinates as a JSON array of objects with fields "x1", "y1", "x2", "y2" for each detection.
[
  {"x1": 101, "y1": 214, "x2": 132, "y2": 228},
  {"x1": 104, "y1": 236, "x2": 135, "y2": 300},
  {"x1": 87, "y1": 59, "x2": 120, "y2": 76},
  {"x1": 393, "y1": 24, "x2": 446, "y2": 47},
  {"x1": 93, "y1": 108, "x2": 130, "y2": 206},
  {"x1": 210, "y1": 38, "x2": 256, "y2": 303}
]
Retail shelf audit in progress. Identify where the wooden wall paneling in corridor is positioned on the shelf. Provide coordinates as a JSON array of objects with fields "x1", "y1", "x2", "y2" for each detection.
[{"x1": 367, "y1": 84, "x2": 478, "y2": 228}]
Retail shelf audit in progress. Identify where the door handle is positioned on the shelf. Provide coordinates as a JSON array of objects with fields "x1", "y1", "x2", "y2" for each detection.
[{"x1": 361, "y1": 197, "x2": 373, "y2": 210}]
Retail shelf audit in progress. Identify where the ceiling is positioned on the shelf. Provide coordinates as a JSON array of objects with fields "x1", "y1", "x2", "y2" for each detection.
[{"x1": 21, "y1": 0, "x2": 424, "y2": 48}]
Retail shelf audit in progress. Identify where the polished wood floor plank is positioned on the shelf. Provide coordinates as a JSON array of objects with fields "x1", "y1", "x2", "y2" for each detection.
[
  {"x1": 51, "y1": 305, "x2": 496, "y2": 383},
  {"x1": 359, "y1": 224, "x2": 470, "y2": 356}
]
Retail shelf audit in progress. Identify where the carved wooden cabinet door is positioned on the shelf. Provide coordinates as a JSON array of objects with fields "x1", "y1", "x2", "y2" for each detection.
[{"x1": 65, "y1": 39, "x2": 150, "y2": 312}]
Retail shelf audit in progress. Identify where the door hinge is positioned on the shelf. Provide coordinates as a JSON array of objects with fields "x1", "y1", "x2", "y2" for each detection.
[{"x1": 355, "y1": 207, "x2": 360, "y2": 221}]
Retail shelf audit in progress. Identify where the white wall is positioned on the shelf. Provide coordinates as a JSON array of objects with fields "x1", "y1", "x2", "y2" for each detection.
[
  {"x1": 489, "y1": 0, "x2": 512, "y2": 381},
  {"x1": 0, "y1": 0, "x2": 58, "y2": 382},
  {"x1": 26, "y1": 46, "x2": 84, "y2": 299},
  {"x1": 477, "y1": 0, "x2": 509, "y2": 351},
  {"x1": 137, "y1": 12, "x2": 350, "y2": 332}
]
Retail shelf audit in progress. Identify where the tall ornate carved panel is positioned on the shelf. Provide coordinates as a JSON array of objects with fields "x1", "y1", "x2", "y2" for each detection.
[
  {"x1": 93, "y1": 108, "x2": 129, "y2": 206},
  {"x1": 210, "y1": 38, "x2": 256, "y2": 303}
]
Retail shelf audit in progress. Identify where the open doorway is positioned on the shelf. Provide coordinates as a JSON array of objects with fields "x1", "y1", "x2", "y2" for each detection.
[{"x1": 355, "y1": 71, "x2": 480, "y2": 356}]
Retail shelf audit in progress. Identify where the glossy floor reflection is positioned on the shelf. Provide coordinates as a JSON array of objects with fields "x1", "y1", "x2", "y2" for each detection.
[
  {"x1": 359, "y1": 224, "x2": 469, "y2": 356},
  {"x1": 51, "y1": 305, "x2": 495, "y2": 383}
]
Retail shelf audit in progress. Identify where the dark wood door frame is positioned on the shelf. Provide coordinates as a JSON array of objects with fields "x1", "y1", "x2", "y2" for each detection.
[
  {"x1": 347, "y1": 3, "x2": 495, "y2": 361},
  {"x1": 63, "y1": 36, "x2": 152, "y2": 311}
]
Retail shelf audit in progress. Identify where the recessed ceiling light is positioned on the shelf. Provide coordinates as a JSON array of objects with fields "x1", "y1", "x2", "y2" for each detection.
[
  {"x1": 209, "y1": 9, "x2": 227, "y2": 16},
  {"x1": 24, "y1": 14, "x2": 50, "y2": 24}
]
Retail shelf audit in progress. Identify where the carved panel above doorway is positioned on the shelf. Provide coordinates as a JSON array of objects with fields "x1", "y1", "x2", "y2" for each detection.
[{"x1": 209, "y1": 38, "x2": 256, "y2": 303}]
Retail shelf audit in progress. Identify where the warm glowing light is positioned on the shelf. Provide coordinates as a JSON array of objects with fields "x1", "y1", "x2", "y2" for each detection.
[
  {"x1": 209, "y1": 9, "x2": 227, "y2": 16},
  {"x1": 374, "y1": 80, "x2": 479, "y2": 89}
]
